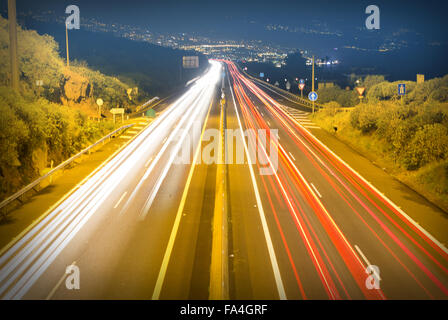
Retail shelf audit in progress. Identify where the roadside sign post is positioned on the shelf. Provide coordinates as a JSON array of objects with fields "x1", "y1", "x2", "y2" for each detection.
[
  {"x1": 299, "y1": 79, "x2": 305, "y2": 98},
  {"x1": 308, "y1": 91, "x2": 318, "y2": 113},
  {"x1": 355, "y1": 87, "x2": 366, "y2": 103},
  {"x1": 96, "y1": 98, "x2": 103, "y2": 122},
  {"x1": 181, "y1": 55, "x2": 199, "y2": 82},
  {"x1": 110, "y1": 108, "x2": 125, "y2": 124},
  {"x1": 398, "y1": 83, "x2": 406, "y2": 104}
]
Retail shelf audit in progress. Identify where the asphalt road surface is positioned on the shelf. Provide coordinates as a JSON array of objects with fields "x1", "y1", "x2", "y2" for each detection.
[{"x1": 0, "y1": 60, "x2": 446, "y2": 300}]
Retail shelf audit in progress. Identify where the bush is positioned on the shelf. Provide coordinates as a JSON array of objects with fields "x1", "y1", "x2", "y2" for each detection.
[
  {"x1": 404, "y1": 124, "x2": 448, "y2": 169},
  {"x1": 322, "y1": 101, "x2": 341, "y2": 117},
  {"x1": 429, "y1": 86, "x2": 448, "y2": 102},
  {"x1": 0, "y1": 87, "x2": 117, "y2": 198},
  {"x1": 350, "y1": 102, "x2": 384, "y2": 133},
  {"x1": 317, "y1": 85, "x2": 357, "y2": 107}
]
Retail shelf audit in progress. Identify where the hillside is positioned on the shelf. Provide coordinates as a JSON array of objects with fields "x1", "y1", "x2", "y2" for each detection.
[
  {"x1": 313, "y1": 75, "x2": 448, "y2": 211},
  {"x1": 23, "y1": 19, "x2": 208, "y2": 96},
  {"x1": 0, "y1": 16, "x2": 144, "y2": 199}
]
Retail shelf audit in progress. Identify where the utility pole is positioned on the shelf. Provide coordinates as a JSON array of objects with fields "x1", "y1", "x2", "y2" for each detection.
[
  {"x1": 312, "y1": 55, "x2": 315, "y2": 114},
  {"x1": 65, "y1": 22, "x2": 70, "y2": 67},
  {"x1": 8, "y1": 0, "x2": 19, "y2": 92}
]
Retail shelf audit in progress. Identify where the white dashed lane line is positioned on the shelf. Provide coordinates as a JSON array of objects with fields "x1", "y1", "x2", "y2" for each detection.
[{"x1": 310, "y1": 183, "x2": 322, "y2": 198}]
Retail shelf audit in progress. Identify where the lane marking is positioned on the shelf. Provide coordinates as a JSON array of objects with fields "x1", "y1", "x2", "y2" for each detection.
[
  {"x1": 113, "y1": 192, "x2": 128, "y2": 209},
  {"x1": 311, "y1": 183, "x2": 322, "y2": 198},
  {"x1": 228, "y1": 74, "x2": 287, "y2": 300},
  {"x1": 151, "y1": 100, "x2": 214, "y2": 300},
  {"x1": 355, "y1": 245, "x2": 381, "y2": 280},
  {"x1": 288, "y1": 152, "x2": 296, "y2": 161},
  {"x1": 145, "y1": 157, "x2": 153, "y2": 168},
  {"x1": 138, "y1": 89, "x2": 211, "y2": 219},
  {"x1": 45, "y1": 261, "x2": 76, "y2": 300}
]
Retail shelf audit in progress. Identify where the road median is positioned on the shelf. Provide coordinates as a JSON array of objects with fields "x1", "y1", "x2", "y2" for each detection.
[{"x1": 209, "y1": 93, "x2": 230, "y2": 300}]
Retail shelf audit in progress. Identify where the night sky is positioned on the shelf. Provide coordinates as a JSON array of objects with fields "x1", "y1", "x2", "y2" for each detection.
[
  {"x1": 6, "y1": 0, "x2": 448, "y2": 41},
  {"x1": 1, "y1": 0, "x2": 447, "y2": 79}
]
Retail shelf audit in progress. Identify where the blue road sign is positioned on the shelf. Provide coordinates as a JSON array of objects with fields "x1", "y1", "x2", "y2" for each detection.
[
  {"x1": 299, "y1": 79, "x2": 305, "y2": 84},
  {"x1": 398, "y1": 83, "x2": 406, "y2": 95},
  {"x1": 308, "y1": 91, "x2": 318, "y2": 101},
  {"x1": 260, "y1": 72, "x2": 264, "y2": 78}
]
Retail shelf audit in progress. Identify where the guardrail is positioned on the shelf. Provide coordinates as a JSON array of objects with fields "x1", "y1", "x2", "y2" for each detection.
[
  {"x1": 239, "y1": 66, "x2": 323, "y2": 111},
  {"x1": 135, "y1": 97, "x2": 160, "y2": 113},
  {"x1": 0, "y1": 124, "x2": 134, "y2": 214}
]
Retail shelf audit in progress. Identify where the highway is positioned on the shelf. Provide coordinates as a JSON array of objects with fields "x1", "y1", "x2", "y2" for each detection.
[
  {"x1": 224, "y1": 61, "x2": 448, "y2": 299},
  {"x1": 0, "y1": 60, "x2": 447, "y2": 300},
  {"x1": 0, "y1": 61, "x2": 222, "y2": 299}
]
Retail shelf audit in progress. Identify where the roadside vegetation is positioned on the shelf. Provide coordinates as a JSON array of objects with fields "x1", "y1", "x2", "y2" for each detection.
[
  {"x1": 313, "y1": 75, "x2": 448, "y2": 210},
  {"x1": 0, "y1": 17, "x2": 144, "y2": 199}
]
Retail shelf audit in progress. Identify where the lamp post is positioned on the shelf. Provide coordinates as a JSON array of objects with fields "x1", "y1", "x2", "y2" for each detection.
[
  {"x1": 312, "y1": 55, "x2": 315, "y2": 114},
  {"x1": 8, "y1": 0, "x2": 19, "y2": 92},
  {"x1": 65, "y1": 22, "x2": 70, "y2": 67}
]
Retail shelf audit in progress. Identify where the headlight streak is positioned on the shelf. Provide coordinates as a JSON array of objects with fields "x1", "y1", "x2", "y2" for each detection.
[
  {"x1": 0, "y1": 61, "x2": 222, "y2": 300},
  {"x1": 229, "y1": 66, "x2": 341, "y2": 299},
  {"x1": 226, "y1": 69, "x2": 287, "y2": 300},
  {"x1": 227, "y1": 61, "x2": 388, "y2": 300},
  {"x1": 237, "y1": 66, "x2": 448, "y2": 297},
  {"x1": 227, "y1": 61, "x2": 448, "y2": 299},
  {"x1": 138, "y1": 64, "x2": 221, "y2": 219},
  {"x1": 119, "y1": 61, "x2": 221, "y2": 218}
]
